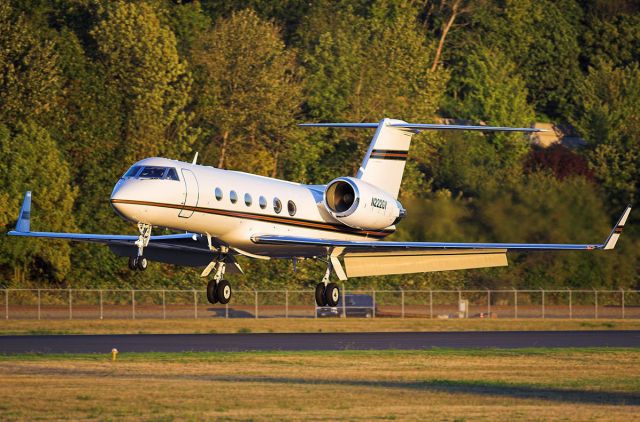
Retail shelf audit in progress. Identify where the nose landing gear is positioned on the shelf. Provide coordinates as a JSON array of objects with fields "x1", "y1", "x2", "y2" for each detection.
[{"x1": 127, "y1": 223, "x2": 152, "y2": 272}]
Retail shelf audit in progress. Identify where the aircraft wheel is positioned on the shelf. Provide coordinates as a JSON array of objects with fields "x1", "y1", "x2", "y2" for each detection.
[
  {"x1": 325, "y1": 282, "x2": 340, "y2": 307},
  {"x1": 315, "y1": 283, "x2": 327, "y2": 307},
  {"x1": 206, "y1": 279, "x2": 218, "y2": 304},
  {"x1": 216, "y1": 279, "x2": 232, "y2": 304},
  {"x1": 128, "y1": 257, "x2": 137, "y2": 271},
  {"x1": 135, "y1": 256, "x2": 148, "y2": 271}
]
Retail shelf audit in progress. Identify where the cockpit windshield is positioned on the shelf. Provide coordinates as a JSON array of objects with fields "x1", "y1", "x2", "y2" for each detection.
[{"x1": 122, "y1": 166, "x2": 180, "y2": 181}]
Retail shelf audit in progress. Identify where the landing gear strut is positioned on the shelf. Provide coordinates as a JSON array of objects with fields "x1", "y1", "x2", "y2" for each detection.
[
  {"x1": 315, "y1": 261, "x2": 340, "y2": 307},
  {"x1": 128, "y1": 223, "x2": 152, "y2": 272},
  {"x1": 206, "y1": 261, "x2": 232, "y2": 305}
]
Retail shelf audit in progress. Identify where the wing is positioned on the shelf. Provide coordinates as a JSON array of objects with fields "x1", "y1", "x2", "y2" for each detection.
[
  {"x1": 6, "y1": 192, "x2": 241, "y2": 272},
  {"x1": 252, "y1": 205, "x2": 631, "y2": 279}
]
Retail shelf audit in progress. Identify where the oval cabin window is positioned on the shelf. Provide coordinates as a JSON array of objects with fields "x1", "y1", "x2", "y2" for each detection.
[
  {"x1": 273, "y1": 198, "x2": 282, "y2": 214},
  {"x1": 215, "y1": 187, "x2": 223, "y2": 201},
  {"x1": 259, "y1": 196, "x2": 267, "y2": 209},
  {"x1": 230, "y1": 190, "x2": 238, "y2": 204},
  {"x1": 244, "y1": 193, "x2": 252, "y2": 207},
  {"x1": 287, "y1": 200, "x2": 296, "y2": 216}
]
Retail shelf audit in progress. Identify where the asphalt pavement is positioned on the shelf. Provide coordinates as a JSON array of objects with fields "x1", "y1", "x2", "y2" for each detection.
[{"x1": 1, "y1": 330, "x2": 639, "y2": 354}]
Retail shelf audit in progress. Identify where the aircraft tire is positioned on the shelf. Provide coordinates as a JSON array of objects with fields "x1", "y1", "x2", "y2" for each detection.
[
  {"x1": 216, "y1": 279, "x2": 232, "y2": 304},
  {"x1": 315, "y1": 283, "x2": 327, "y2": 307},
  {"x1": 206, "y1": 279, "x2": 218, "y2": 304},
  {"x1": 325, "y1": 282, "x2": 340, "y2": 307},
  {"x1": 136, "y1": 257, "x2": 148, "y2": 271},
  {"x1": 128, "y1": 257, "x2": 137, "y2": 271}
]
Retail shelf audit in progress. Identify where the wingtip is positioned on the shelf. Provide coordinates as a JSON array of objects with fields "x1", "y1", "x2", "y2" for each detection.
[{"x1": 603, "y1": 205, "x2": 632, "y2": 250}]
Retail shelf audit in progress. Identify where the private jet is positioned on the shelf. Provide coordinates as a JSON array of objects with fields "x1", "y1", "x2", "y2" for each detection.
[{"x1": 8, "y1": 119, "x2": 631, "y2": 306}]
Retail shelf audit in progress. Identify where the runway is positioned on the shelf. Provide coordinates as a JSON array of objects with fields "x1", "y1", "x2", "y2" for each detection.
[{"x1": 1, "y1": 330, "x2": 639, "y2": 354}]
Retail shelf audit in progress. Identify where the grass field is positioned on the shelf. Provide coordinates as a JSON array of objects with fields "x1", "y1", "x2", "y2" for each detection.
[
  {"x1": 1, "y1": 348, "x2": 639, "y2": 421},
  {"x1": 1, "y1": 318, "x2": 639, "y2": 335}
]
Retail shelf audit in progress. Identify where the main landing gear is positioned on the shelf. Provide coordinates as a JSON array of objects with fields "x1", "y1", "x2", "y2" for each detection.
[
  {"x1": 128, "y1": 223, "x2": 152, "y2": 272},
  {"x1": 315, "y1": 262, "x2": 340, "y2": 307},
  {"x1": 206, "y1": 261, "x2": 232, "y2": 305}
]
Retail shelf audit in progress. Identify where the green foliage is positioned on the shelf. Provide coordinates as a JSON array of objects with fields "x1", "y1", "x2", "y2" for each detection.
[
  {"x1": 0, "y1": 122, "x2": 77, "y2": 285},
  {"x1": 0, "y1": 0, "x2": 638, "y2": 290},
  {"x1": 298, "y1": 0, "x2": 447, "y2": 188},
  {"x1": 192, "y1": 9, "x2": 304, "y2": 178},
  {"x1": 570, "y1": 61, "x2": 640, "y2": 209},
  {"x1": 91, "y1": 0, "x2": 196, "y2": 163},
  {"x1": 0, "y1": 2, "x2": 62, "y2": 124}
]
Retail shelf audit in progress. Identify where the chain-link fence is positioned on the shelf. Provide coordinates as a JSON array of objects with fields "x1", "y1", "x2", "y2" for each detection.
[{"x1": 2, "y1": 288, "x2": 639, "y2": 320}]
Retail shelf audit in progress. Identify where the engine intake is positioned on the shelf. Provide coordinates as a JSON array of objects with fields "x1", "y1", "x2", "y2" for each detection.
[{"x1": 323, "y1": 177, "x2": 405, "y2": 230}]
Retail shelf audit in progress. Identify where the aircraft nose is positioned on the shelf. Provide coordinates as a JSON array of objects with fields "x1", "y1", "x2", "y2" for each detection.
[{"x1": 110, "y1": 179, "x2": 138, "y2": 220}]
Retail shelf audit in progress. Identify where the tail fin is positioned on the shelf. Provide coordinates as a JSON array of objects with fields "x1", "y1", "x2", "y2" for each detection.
[
  {"x1": 300, "y1": 118, "x2": 542, "y2": 199},
  {"x1": 356, "y1": 119, "x2": 416, "y2": 199}
]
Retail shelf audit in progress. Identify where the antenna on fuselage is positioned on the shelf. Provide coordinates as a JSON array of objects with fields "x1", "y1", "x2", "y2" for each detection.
[{"x1": 192, "y1": 152, "x2": 199, "y2": 165}]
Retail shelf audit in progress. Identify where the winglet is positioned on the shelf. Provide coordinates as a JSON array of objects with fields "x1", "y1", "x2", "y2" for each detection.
[
  {"x1": 15, "y1": 191, "x2": 32, "y2": 232},
  {"x1": 603, "y1": 204, "x2": 632, "y2": 250}
]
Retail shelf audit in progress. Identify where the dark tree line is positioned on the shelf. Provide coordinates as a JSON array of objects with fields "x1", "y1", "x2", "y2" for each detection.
[{"x1": 1, "y1": 0, "x2": 638, "y2": 290}]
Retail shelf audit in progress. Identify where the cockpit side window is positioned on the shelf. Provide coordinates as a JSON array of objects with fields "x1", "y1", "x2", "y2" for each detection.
[
  {"x1": 124, "y1": 166, "x2": 141, "y2": 178},
  {"x1": 164, "y1": 168, "x2": 179, "y2": 181},
  {"x1": 138, "y1": 166, "x2": 167, "y2": 179}
]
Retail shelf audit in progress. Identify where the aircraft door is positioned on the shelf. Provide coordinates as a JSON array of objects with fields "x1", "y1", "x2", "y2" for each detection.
[{"x1": 179, "y1": 169, "x2": 199, "y2": 218}]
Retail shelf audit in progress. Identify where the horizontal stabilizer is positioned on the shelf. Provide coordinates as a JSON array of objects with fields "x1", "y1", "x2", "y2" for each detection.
[{"x1": 300, "y1": 121, "x2": 544, "y2": 133}]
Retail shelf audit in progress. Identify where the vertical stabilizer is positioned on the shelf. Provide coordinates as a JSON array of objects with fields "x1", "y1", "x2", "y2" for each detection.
[{"x1": 356, "y1": 119, "x2": 417, "y2": 199}]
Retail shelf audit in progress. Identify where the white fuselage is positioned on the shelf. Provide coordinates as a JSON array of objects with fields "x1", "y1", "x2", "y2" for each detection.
[{"x1": 110, "y1": 157, "x2": 394, "y2": 258}]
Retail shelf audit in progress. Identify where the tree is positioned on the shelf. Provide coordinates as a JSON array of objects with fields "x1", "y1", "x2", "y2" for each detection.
[
  {"x1": 298, "y1": 0, "x2": 447, "y2": 191},
  {"x1": 192, "y1": 9, "x2": 304, "y2": 178},
  {"x1": 0, "y1": 122, "x2": 77, "y2": 285},
  {"x1": 449, "y1": 0, "x2": 583, "y2": 117},
  {"x1": 570, "y1": 61, "x2": 640, "y2": 209},
  {"x1": 91, "y1": 0, "x2": 196, "y2": 164},
  {"x1": 472, "y1": 173, "x2": 637, "y2": 289},
  {"x1": 0, "y1": 2, "x2": 62, "y2": 125}
]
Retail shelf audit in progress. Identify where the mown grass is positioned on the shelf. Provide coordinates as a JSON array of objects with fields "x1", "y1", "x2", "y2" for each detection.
[
  {"x1": 1, "y1": 318, "x2": 639, "y2": 336},
  {"x1": 1, "y1": 348, "x2": 639, "y2": 421}
]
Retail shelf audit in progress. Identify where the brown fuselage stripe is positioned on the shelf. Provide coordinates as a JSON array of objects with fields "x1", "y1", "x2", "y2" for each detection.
[
  {"x1": 614, "y1": 227, "x2": 623, "y2": 234},
  {"x1": 370, "y1": 149, "x2": 408, "y2": 161},
  {"x1": 110, "y1": 199, "x2": 394, "y2": 238}
]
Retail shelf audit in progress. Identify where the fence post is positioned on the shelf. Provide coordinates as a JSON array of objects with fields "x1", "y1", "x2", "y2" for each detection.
[
  {"x1": 285, "y1": 289, "x2": 289, "y2": 319},
  {"x1": 194, "y1": 289, "x2": 198, "y2": 319},
  {"x1": 514, "y1": 289, "x2": 518, "y2": 319},
  {"x1": 541, "y1": 289, "x2": 545, "y2": 319},
  {"x1": 99, "y1": 289, "x2": 103, "y2": 320},
  {"x1": 37, "y1": 289, "x2": 41, "y2": 320},
  {"x1": 569, "y1": 289, "x2": 572, "y2": 319},
  {"x1": 487, "y1": 289, "x2": 491, "y2": 317},
  {"x1": 5, "y1": 289, "x2": 8, "y2": 320},
  {"x1": 594, "y1": 289, "x2": 598, "y2": 319},
  {"x1": 621, "y1": 289, "x2": 625, "y2": 319},
  {"x1": 342, "y1": 284, "x2": 346, "y2": 318},
  {"x1": 401, "y1": 289, "x2": 405, "y2": 319},
  {"x1": 372, "y1": 289, "x2": 376, "y2": 318},
  {"x1": 68, "y1": 289, "x2": 72, "y2": 320},
  {"x1": 132, "y1": 289, "x2": 135, "y2": 320},
  {"x1": 162, "y1": 290, "x2": 166, "y2": 320},
  {"x1": 429, "y1": 289, "x2": 433, "y2": 319},
  {"x1": 254, "y1": 290, "x2": 258, "y2": 319}
]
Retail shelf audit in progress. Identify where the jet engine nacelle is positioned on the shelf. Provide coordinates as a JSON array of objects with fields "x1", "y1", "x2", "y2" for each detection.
[{"x1": 323, "y1": 177, "x2": 406, "y2": 230}]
